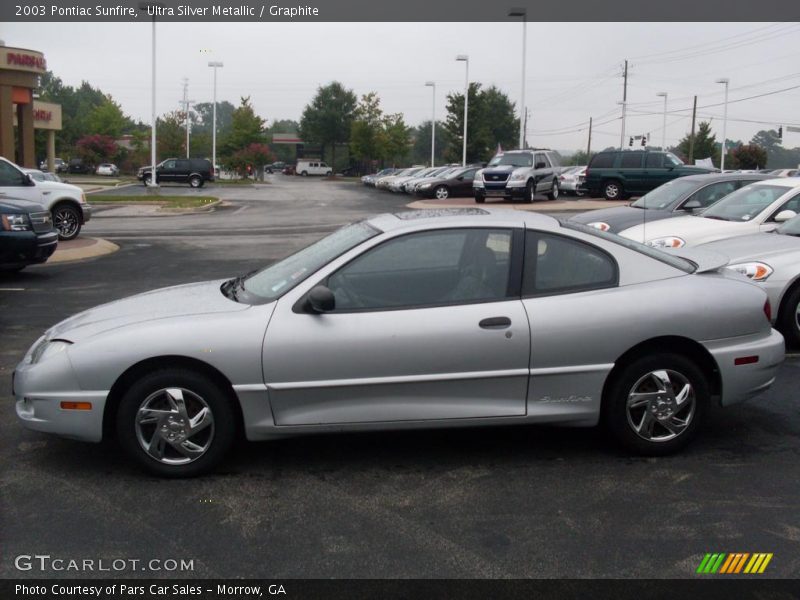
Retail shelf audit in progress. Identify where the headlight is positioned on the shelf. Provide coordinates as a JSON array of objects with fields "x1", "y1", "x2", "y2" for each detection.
[
  {"x1": 1, "y1": 213, "x2": 31, "y2": 231},
  {"x1": 30, "y1": 339, "x2": 72, "y2": 364},
  {"x1": 80, "y1": 193, "x2": 87, "y2": 204},
  {"x1": 728, "y1": 262, "x2": 773, "y2": 281},
  {"x1": 588, "y1": 222, "x2": 610, "y2": 232},
  {"x1": 420, "y1": 183, "x2": 432, "y2": 189},
  {"x1": 510, "y1": 173, "x2": 525, "y2": 181},
  {"x1": 475, "y1": 170, "x2": 484, "y2": 182},
  {"x1": 646, "y1": 236, "x2": 685, "y2": 249}
]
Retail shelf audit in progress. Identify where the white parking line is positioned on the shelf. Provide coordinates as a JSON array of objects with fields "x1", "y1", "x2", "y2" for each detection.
[{"x1": 0, "y1": 288, "x2": 25, "y2": 292}]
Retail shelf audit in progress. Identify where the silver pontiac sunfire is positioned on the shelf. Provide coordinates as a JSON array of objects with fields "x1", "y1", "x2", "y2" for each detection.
[{"x1": 14, "y1": 209, "x2": 785, "y2": 477}]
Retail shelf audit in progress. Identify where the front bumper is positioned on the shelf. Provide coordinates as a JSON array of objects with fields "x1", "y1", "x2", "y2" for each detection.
[
  {"x1": 13, "y1": 350, "x2": 107, "y2": 442},
  {"x1": 474, "y1": 181, "x2": 527, "y2": 199},
  {"x1": 0, "y1": 230, "x2": 58, "y2": 268},
  {"x1": 702, "y1": 328, "x2": 785, "y2": 407},
  {"x1": 80, "y1": 204, "x2": 92, "y2": 224}
]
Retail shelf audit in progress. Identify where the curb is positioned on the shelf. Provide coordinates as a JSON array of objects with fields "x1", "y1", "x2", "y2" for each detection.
[
  {"x1": 43, "y1": 237, "x2": 120, "y2": 265},
  {"x1": 91, "y1": 199, "x2": 222, "y2": 217}
]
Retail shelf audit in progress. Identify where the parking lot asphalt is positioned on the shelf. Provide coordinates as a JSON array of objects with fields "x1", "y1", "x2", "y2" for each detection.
[{"x1": 2, "y1": 175, "x2": 799, "y2": 579}]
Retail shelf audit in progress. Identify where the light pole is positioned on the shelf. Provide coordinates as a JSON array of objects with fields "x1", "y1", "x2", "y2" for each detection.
[
  {"x1": 508, "y1": 7, "x2": 526, "y2": 149},
  {"x1": 138, "y1": 2, "x2": 164, "y2": 187},
  {"x1": 716, "y1": 78, "x2": 730, "y2": 171},
  {"x1": 618, "y1": 100, "x2": 627, "y2": 150},
  {"x1": 424, "y1": 81, "x2": 436, "y2": 167},
  {"x1": 656, "y1": 92, "x2": 667, "y2": 150},
  {"x1": 208, "y1": 61, "x2": 224, "y2": 177},
  {"x1": 456, "y1": 54, "x2": 469, "y2": 167}
]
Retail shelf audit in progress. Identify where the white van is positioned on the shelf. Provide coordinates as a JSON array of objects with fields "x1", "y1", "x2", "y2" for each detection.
[{"x1": 296, "y1": 160, "x2": 332, "y2": 177}]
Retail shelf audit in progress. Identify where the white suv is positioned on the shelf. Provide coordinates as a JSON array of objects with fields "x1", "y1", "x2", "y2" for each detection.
[
  {"x1": 296, "y1": 159, "x2": 332, "y2": 176},
  {"x1": 0, "y1": 157, "x2": 91, "y2": 240}
]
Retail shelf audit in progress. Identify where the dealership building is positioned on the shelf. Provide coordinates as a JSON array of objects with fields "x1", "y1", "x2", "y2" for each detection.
[{"x1": 0, "y1": 42, "x2": 61, "y2": 169}]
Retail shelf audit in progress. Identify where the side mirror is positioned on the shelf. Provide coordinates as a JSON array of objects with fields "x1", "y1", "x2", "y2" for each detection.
[
  {"x1": 307, "y1": 285, "x2": 335, "y2": 313},
  {"x1": 535, "y1": 162, "x2": 546, "y2": 169},
  {"x1": 683, "y1": 199, "x2": 702, "y2": 210},
  {"x1": 24, "y1": 174, "x2": 35, "y2": 186},
  {"x1": 774, "y1": 209, "x2": 797, "y2": 223}
]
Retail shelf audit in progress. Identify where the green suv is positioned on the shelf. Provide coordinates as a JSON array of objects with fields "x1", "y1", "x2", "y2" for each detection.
[{"x1": 583, "y1": 150, "x2": 714, "y2": 200}]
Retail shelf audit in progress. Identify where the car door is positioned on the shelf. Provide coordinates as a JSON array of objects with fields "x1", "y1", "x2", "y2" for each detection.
[
  {"x1": 0, "y1": 160, "x2": 44, "y2": 206},
  {"x1": 520, "y1": 229, "x2": 620, "y2": 420},
  {"x1": 620, "y1": 152, "x2": 645, "y2": 193},
  {"x1": 175, "y1": 159, "x2": 191, "y2": 183},
  {"x1": 261, "y1": 227, "x2": 531, "y2": 426},
  {"x1": 534, "y1": 153, "x2": 553, "y2": 193},
  {"x1": 643, "y1": 152, "x2": 672, "y2": 191},
  {"x1": 159, "y1": 159, "x2": 177, "y2": 183},
  {"x1": 453, "y1": 168, "x2": 478, "y2": 196}
]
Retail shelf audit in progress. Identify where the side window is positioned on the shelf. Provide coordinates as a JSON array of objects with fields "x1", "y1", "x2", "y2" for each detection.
[
  {"x1": 534, "y1": 153, "x2": 550, "y2": 168},
  {"x1": 320, "y1": 162, "x2": 328, "y2": 167},
  {"x1": 462, "y1": 168, "x2": 478, "y2": 181},
  {"x1": 163, "y1": 160, "x2": 177, "y2": 170},
  {"x1": 176, "y1": 159, "x2": 191, "y2": 171},
  {"x1": 548, "y1": 153, "x2": 561, "y2": 167},
  {"x1": 0, "y1": 161, "x2": 27, "y2": 186},
  {"x1": 645, "y1": 153, "x2": 664, "y2": 168},
  {"x1": 327, "y1": 229, "x2": 513, "y2": 311},
  {"x1": 774, "y1": 193, "x2": 800, "y2": 218},
  {"x1": 690, "y1": 181, "x2": 737, "y2": 208},
  {"x1": 590, "y1": 153, "x2": 615, "y2": 168},
  {"x1": 621, "y1": 153, "x2": 643, "y2": 168},
  {"x1": 523, "y1": 231, "x2": 617, "y2": 296}
]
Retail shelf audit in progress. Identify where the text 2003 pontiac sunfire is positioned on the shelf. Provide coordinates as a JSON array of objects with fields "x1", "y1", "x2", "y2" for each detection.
[{"x1": 14, "y1": 209, "x2": 785, "y2": 476}]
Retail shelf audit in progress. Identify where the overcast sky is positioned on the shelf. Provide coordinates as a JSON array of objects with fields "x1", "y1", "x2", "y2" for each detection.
[{"x1": 2, "y1": 21, "x2": 800, "y2": 154}]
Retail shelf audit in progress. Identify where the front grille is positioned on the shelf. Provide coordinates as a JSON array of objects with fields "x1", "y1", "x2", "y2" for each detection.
[
  {"x1": 30, "y1": 211, "x2": 53, "y2": 234},
  {"x1": 484, "y1": 172, "x2": 509, "y2": 182}
]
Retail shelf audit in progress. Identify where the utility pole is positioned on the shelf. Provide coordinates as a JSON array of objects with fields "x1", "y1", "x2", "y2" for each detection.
[
  {"x1": 688, "y1": 95, "x2": 697, "y2": 163},
  {"x1": 619, "y1": 59, "x2": 628, "y2": 150},
  {"x1": 586, "y1": 116, "x2": 592, "y2": 160},
  {"x1": 523, "y1": 107, "x2": 529, "y2": 148},
  {"x1": 180, "y1": 78, "x2": 194, "y2": 158}
]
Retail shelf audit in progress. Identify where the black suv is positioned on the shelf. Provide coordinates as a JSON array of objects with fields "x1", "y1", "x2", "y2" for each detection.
[
  {"x1": 474, "y1": 149, "x2": 562, "y2": 203},
  {"x1": 583, "y1": 150, "x2": 714, "y2": 200},
  {"x1": 1, "y1": 198, "x2": 58, "y2": 272},
  {"x1": 137, "y1": 158, "x2": 215, "y2": 188}
]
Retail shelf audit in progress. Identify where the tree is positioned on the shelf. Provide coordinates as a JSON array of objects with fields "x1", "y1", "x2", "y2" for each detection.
[
  {"x1": 442, "y1": 83, "x2": 519, "y2": 164},
  {"x1": 675, "y1": 121, "x2": 717, "y2": 165},
  {"x1": 157, "y1": 111, "x2": 186, "y2": 158},
  {"x1": 75, "y1": 134, "x2": 117, "y2": 165},
  {"x1": 350, "y1": 92, "x2": 385, "y2": 167},
  {"x1": 225, "y1": 143, "x2": 275, "y2": 179},
  {"x1": 727, "y1": 144, "x2": 768, "y2": 170},
  {"x1": 299, "y1": 82, "x2": 358, "y2": 171},
  {"x1": 220, "y1": 96, "x2": 266, "y2": 160},
  {"x1": 381, "y1": 113, "x2": 412, "y2": 165},
  {"x1": 86, "y1": 96, "x2": 129, "y2": 138},
  {"x1": 410, "y1": 120, "x2": 452, "y2": 167}
]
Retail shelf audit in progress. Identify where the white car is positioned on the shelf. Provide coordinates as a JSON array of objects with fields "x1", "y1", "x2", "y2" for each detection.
[
  {"x1": 295, "y1": 160, "x2": 332, "y2": 177},
  {"x1": 96, "y1": 163, "x2": 119, "y2": 176},
  {"x1": 619, "y1": 179, "x2": 800, "y2": 248},
  {"x1": 3, "y1": 157, "x2": 91, "y2": 240},
  {"x1": 559, "y1": 166, "x2": 587, "y2": 196}
]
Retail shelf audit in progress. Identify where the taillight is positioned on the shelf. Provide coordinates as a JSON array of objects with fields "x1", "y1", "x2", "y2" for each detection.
[{"x1": 764, "y1": 299, "x2": 772, "y2": 322}]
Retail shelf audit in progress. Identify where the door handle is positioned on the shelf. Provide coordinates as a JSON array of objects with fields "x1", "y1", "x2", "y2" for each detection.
[{"x1": 479, "y1": 317, "x2": 511, "y2": 329}]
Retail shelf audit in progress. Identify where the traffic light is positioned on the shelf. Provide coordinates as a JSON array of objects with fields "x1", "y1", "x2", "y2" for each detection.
[
  {"x1": 641, "y1": 136, "x2": 646, "y2": 147},
  {"x1": 629, "y1": 137, "x2": 634, "y2": 147},
  {"x1": 778, "y1": 126, "x2": 783, "y2": 139}
]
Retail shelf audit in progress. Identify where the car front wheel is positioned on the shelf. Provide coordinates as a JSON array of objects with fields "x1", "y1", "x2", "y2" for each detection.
[
  {"x1": 53, "y1": 203, "x2": 81, "y2": 241},
  {"x1": 116, "y1": 369, "x2": 237, "y2": 477},
  {"x1": 603, "y1": 354, "x2": 708, "y2": 455},
  {"x1": 548, "y1": 179, "x2": 559, "y2": 200},
  {"x1": 434, "y1": 185, "x2": 450, "y2": 200},
  {"x1": 524, "y1": 180, "x2": 535, "y2": 203}
]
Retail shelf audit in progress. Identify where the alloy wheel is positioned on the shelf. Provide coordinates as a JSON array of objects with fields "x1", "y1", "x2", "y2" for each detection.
[
  {"x1": 435, "y1": 186, "x2": 449, "y2": 200},
  {"x1": 135, "y1": 387, "x2": 215, "y2": 465},
  {"x1": 626, "y1": 369, "x2": 695, "y2": 442},
  {"x1": 54, "y1": 207, "x2": 79, "y2": 239}
]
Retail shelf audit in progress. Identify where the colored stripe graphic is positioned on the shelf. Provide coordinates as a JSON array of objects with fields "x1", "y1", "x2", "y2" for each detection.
[{"x1": 698, "y1": 552, "x2": 772, "y2": 574}]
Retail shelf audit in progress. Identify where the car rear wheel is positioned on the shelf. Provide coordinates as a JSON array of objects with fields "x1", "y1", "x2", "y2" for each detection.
[
  {"x1": 117, "y1": 369, "x2": 237, "y2": 477},
  {"x1": 189, "y1": 175, "x2": 202, "y2": 188},
  {"x1": 603, "y1": 180, "x2": 624, "y2": 200},
  {"x1": 603, "y1": 353, "x2": 708, "y2": 455},
  {"x1": 434, "y1": 185, "x2": 450, "y2": 200},
  {"x1": 548, "y1": 179, "x2": 559, "y2": 200},
  {"x1": 53, "y1": 203, "x2": 81, "y2": 241},
  {"x1": 779, "y1": 284, "x2": 800, "y2": 347},
  {"x1": 301, "y1": 171, "x2": 308, "y2": 177}
]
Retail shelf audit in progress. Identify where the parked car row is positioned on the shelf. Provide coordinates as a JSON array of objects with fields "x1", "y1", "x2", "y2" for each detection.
[{"x1": 362, "y1": 164, "x2": 485, "y2": 200}]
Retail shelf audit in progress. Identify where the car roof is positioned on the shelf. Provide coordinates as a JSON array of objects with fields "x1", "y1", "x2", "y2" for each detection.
[
  {"x1": 747, "y1": 178, "x2": 800, "y2": 189},
  {"x1": 367, "y1": 208, "x2": 560, "y2": 232}
]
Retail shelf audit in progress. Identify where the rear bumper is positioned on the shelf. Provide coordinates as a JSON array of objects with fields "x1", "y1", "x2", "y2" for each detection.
[{"x1": 702, "y1": 328, "x2": 785, "y2": 407}]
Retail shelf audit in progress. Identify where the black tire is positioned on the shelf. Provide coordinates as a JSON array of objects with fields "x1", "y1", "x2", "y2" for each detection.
[
  {"x1": 475, "y1": 195, "x2": 485, "y2": 204},
  {"x1": 143, "y1": 174, "x2": 152, "y2": 186},
  {"x1": 116, "y1": 368, "x2": 237, "y2": 477},
  {"x1": 434, "y1": 185, "x2": 450, "y2": 200},
  {"x1": 523, "y1": 179, "x2": 535, "y2": 203},
  {"x1": 52, "y1": 203, "x2": 81, "y2": 241},
  {"x1": 602, "y1": 353, "x2": 708, "y2": 456},
  {"x1": 779, "y1": 284, "x2": 800, "y2": 347},
  {"x1": 301, "y1": 171, "x2": 308, "y2": 177},
  {"x1": 603, "y1": 180, "x2": 624, "y2": 201},
  {"x1": 547, "y1": 178, "x2": 560, "y2": 200},
  {"x1": 326, "y1": 171, "x2": 332, "y2": 176},
  {"x1": 189, "y1": 175, "x2": 202, "y2": 188}
]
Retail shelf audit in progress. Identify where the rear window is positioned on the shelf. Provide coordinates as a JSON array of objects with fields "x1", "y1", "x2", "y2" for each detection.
[
  {"x1": 621, "y1": 153, "x2": 643, "y2": 168},
  {"x1": 559, "y1": 219, "x2": 696, "y2": 274},
  {"x1": 590, "y1": 153, "x2": 615, "y2": 168}
]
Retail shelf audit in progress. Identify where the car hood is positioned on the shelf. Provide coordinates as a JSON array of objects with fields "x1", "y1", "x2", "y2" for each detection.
[
  {"x1": 483, "y1": 165, "x2": 527, "y2": 176},
  {"x1": 569, "y1": 205, "x2": 674, "y2": 233},
  {"x1": 46, "y1": 279, "x2": 249, "y2": 342},
  {"x1": 665, "y1": 247, "x2": 730, "y2": 273},
  {"x1": 36, "y1": 179, "x2": 83, "y2": 195},
  {"x1": 698, "y1": 231, "x2": 800, "y2": 263},
  {"x1": 620, "y1": 214, "x2": 754, "y2": 245}
]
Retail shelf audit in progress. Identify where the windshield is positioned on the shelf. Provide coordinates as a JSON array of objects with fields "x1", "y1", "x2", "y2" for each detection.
[
  {"x1": 488, "y1": 153, "x2": 533, "y2": 168},
  {"x1": 665, "y1": 152, "x2": 684, "y2": 167},
  {"x1": 701, "y1": 184, "x2": 788, "y2": 222},
  {"x1": 632, "y1": 179, "x2": 698, "y2": 210},
  {"x1": 559, "y1": 220, "x2": 695, "y2": 274},
  {"x1": 777, "y1": 213, "x2": 800, "y2": 236},
  {"x1": 241, "y1": 221, "x2": 380, "y2": 302}
]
